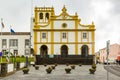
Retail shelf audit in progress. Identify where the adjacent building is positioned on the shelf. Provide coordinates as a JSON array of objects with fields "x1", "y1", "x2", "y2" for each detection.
[
  {"x1": 96, "y1": 43, "x2": 120, "y2": 63},
  {"x1": 32, "y1": 6, "x2": 95, "y2": 64},
  {"x1": 0, "y1": 32, "x2": 30, "y2": 56}
]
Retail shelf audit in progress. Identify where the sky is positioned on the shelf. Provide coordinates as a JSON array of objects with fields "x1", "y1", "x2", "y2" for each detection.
[{"x1": 0, "y1": 0, "x2": 120, "y2": 52}]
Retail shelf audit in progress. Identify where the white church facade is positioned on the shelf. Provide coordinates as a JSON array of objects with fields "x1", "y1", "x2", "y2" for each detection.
[{"x1": 33, "y1": 6, "x2": 95, "y2": 64}]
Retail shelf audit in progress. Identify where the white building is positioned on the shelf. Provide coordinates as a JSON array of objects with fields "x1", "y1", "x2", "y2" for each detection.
[
  {"x1": 0, "y1": 32, "x2": 30, "y2": 56},
  {"x1": 32, "y1": 6, "x2": 95, "y2": 64}
]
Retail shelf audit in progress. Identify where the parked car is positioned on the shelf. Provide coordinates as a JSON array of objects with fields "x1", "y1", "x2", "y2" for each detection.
[{"x1": 104, "y1": 59, "x2": 115, "y2": 65}]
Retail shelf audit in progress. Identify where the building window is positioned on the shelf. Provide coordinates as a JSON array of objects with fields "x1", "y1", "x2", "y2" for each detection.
[
  {"x1": 9, "y1": 39, "x2": 18, "y2": 47},
  {"x1": 46, "y1": 13, "x2": 49, "y2": 19},
  {"x1": 83, "y1": 33, "x2": 87, "y2": 39},
  {"x1": 2, "y1": 39, "x2": 7, "y2": 48},
  {"x1": 62, "y1": 32, "x2": 67, "y2": 39},
  {"x1": 42, "y1": 33, "x2": 46, "y2": 39},
  {"x1": 39, "y1": 13, "x2": 43, "y2": 19},
  {"x1": 25, "y1": 39, "x2": 29, "y2": 47}
]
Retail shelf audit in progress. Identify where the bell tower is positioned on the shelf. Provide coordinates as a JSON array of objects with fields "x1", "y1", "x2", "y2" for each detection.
[{"x1": 34, "y1": 6, "x2": 54, "y2": 25}]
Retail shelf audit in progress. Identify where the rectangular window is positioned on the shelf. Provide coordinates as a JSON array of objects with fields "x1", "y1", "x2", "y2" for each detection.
[
  {"x1": 83, "y1": 33, "x2": 87, "y2": 39},
  {"x1": 2, "y1": 39, "x2": 7, "y2": 48},
  {"x1": 25, "y1": 39, "x2": 29, "y2": 46},
  {"x1": 42, "y1": 32, "x2": 46, "y2": 38},
  {"x1": 9, "y1": 39, "x2": 18, "y2": 47},
  {"x1": 62, "y1": 32, "x2": 66, "y2": 39}
]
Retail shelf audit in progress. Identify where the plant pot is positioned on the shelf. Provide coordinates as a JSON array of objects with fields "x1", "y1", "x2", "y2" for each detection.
[
  {"x1": 89, "y1": 68, "x2": 95, "y2": 74},
  {"x1": 44, "y1": 64, "x2": 47, "y2": 67},
  {"x1": 79, "y1": 64, "x2": 82, "y2": 67},
  {"x1": 92, "y1": 64, "x2": 96, "y2": 68},
  {"x1": 51, "y1": 66, "x2": 55, "y2": 70},
  {"x1": 65, "y1": 68, "x2": 71, "y2": 74},
  {"x1": 54, "y1": 63, "x2": 57, "y2": 66},
  {"x1": 66, "y1": 63, "x2": 69, "y2": 66},
  {"x1": 71, "y1": 65, "x2": 75, "y2": 69},
  {"x1": 33, "y1": 64, "x2": 35, "y2": 67},
  {"x1": 35, "y1": 66, "x2": 39, "y2": 70},
  {"x1": 92, "y1": 65, "x2": 96, "y2": 69},
  {"x1": 46, "y1": 67, "x2": 52, "y2": 74},
  {"x1": 22, "y1": 68, "x2": 29, "y2": 74}
]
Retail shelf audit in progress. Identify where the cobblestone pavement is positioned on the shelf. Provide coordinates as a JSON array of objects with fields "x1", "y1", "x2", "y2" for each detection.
[{"x1": 0, "y1": 64, "x2": 120, "y2": 80}]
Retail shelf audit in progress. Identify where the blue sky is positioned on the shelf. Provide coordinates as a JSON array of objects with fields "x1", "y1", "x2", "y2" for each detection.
[{"x1": 0, "y1": 0, "x2": 120, "y2": 51}]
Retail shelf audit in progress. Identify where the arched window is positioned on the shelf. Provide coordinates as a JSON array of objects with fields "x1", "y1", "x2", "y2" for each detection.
[
  {"x1": 39, "y1": 13, "x2": 43, "y2": 19},
  {"x1": 46, "y1": 13, "x2": 49, "y2": 19},
  {"x1": 81, "y1": 45, "x2": 89, "y2": 57}
]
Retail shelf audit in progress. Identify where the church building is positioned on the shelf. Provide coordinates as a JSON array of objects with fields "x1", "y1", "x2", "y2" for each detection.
[{"x1": 33, "y1": 6, "x2": 95, "y2": 64}]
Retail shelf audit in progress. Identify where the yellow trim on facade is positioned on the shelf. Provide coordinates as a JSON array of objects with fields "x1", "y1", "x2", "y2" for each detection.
[
  {"x1": 33, "y1": 29, "x2": 95, "y2": 31},
  {"x1": 75, "y1": 20, "x2": 78, "y2": 55},
  {"x1": 34, "y1": 31, "x2": 37, "y2": 55},
  {"x1": 33, "y1": 6, "x2": 95, "y2": 56},
  {"x1": 51, "y1": 20, "x2": 54, "y2": 54},
  {"x1": 92, "y1": 31, "x2": 95, "y2": 55},
  {"x1": 35, "y1": 42, "x2": 94, "y2": 44}
]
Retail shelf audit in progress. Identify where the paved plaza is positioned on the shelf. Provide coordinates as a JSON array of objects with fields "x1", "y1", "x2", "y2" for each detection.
[{"x1": 0, "y1": 64, "x2": 120, "y2": 80}]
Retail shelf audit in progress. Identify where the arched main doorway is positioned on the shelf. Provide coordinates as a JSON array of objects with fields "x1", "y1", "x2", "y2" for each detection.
[
  {"x1": 61, "y1": 45, "x2": 68, "y2": 57},
  {"x1": 40, "y1": 45, "x2": 48, "y2": 58},
  {"x1": 81, "y1": 45, "x2": 89, "y2": 57}
]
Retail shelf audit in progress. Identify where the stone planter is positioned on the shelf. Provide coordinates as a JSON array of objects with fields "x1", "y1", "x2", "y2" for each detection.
[
  {"x1": 51, "y1": 66, "x2": 55, "y2": 70},
  {"x1": 35, "y1": 66, "x2": 39, "y2": 70},
  {"x1": 66, "y1": 63, "x2": 69, "y2": 66},
  {"x1": 44, "y1": 64, "x2": 47, "y2": 67},
  {"x1": 71, "y1": 65, "x2": 75, "y2": 69},
  {"x1": 33, "y1": 64, "x2": 35, "y2": 67},
  {"x1": 89, "y1": 68, "x2": 95, "y2": 74},
  {"x1": 54, "y1": 63, "x2": 57, "y2": 66},
  {"x1": 0, "y1": 63, "x2": 14, "y2": 77},
  {"x1": 22, "y1": 68, "x2": 29, "y2": 74},
  {"x1": 46, "y1": 67, "x2": 52, "y2": 74},
  {"x1": 65, "y1": 68, "x2": 71, "y2": 74},
  {"x1": 79, "y1": 64, "x2": 82, "y2": 67}
]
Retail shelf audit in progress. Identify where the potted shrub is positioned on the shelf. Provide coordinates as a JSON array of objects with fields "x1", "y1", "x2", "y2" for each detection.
[
  {"x1": 65, "y1": 68, "x2": 71, "y2": 74},
  {"x1": 44, "y1": 63, "x2": 47, "y2": 67},
  {"x1": 22, "y1": 67, "x2": 29, "y2": 74},
  {"x1": 79, "y1": 64, "x2": 82, "y2": 67},
  {"x1": 35, "y1": 65, "x2": 39, "y2": 70},
  {"x1": 54, "y1": 63, "x2": 57, "y2": 66},
  {"x1": 66, "y1": 63, "x2": 69, "y2": 66},
  {"x1": 33, "y1": 64, "x2": 35, "y2": 67},
  {"x1": 89, "y1": 68, "x2": 95, "y2": 74},
  {"x1": 46, "y1": 67, "x2": 52, "y2": 74},
  {"x1": 51, "y1": 66, "x2": 55, "y2": 70},
  {"x1": 71, "y1": 65, "x2": 75, "y2": 69},
  {"x1": 92, "y1": 64, "x2": 96, "y2": 69}
]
